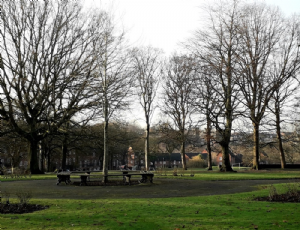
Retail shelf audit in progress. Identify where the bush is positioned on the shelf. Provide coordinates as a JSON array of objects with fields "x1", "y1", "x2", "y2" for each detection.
[
  {"x1": 187, "y1": 155, "x2": 206, "y2": 168},
  {"x1": 16, "y1": 192, "x2": 32, "y2": 205},
  {"x1": 268, "y1": 184, "x2": 278, "y2": 200}
]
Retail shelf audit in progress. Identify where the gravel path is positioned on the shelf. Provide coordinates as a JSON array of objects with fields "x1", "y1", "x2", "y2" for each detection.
[{"x1": 1, "y1": 178, "x2": 300, "y2": 200}]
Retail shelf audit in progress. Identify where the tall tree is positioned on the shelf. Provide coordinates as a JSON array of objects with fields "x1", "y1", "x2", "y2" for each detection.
[
  {"x1": 185, "y1": 0, "x2": 241, "y2": 171},
  {"x1": 131, "y1": 46, "x2": 162, "y2": 170},
  {"x1": 192, "y1": 65, "x2": 218, "y2": 170},
  {"x1": 268, "y1": 81, "x2": 299, "y2": 168},
  {"x1": 267, "y1": 15, "x2": 300, "y2": 169},
  {"x1": 93, "y1": 12, "x2": 134, "y2": 181},
  {"x1": 0, "y1": 0, "x2": 103, "y2": 173},
  {"x1": 162, "y1": 54, "x2": 196, "y2": 170},
  {"x1": 236, "y1": 2, "x2": 300, "y2": 169}
]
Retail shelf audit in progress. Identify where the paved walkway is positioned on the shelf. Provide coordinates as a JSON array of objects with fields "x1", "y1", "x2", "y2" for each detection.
[{"x1": 1, "y1": 178, "x2": 299, "y2": 199}]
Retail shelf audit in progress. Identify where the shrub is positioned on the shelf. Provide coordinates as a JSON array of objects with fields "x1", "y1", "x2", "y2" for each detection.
[
  {"x1": 187, "y1": 154, "x2": 206, "y2": 168},
  {"x1": 268, "y1": 184, "x2": 278, "y2": 200},
  {"x1": 285, "y1": 182, "x2": 300, "y2": 196},
  {"x1": 16, "y1": 192, "x2": 32, "y2": 205}
]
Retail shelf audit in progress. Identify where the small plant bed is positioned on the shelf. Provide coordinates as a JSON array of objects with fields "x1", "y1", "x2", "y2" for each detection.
[
  {"x1": 255, "y1": 191, "x2": 300, "y2": 203},
  {"x1": 0, "y1": 203, "x2": 49, "y2": 214},
  {"x1": 255, "y1": 183, "x2": 300, "y2": 203},
  {"x1": 0, "y1": 190, "x2": 49, "y2": 214}
]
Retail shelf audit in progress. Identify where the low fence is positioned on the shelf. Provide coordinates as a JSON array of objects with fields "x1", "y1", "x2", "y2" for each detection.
[{"x1": 260, "y1": 164, "x2": 300, "y2": 169}]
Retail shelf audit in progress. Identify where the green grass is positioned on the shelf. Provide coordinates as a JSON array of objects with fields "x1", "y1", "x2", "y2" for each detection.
[
  {"x1": 2, "y1": 168, "x2": 300, "y2": 182},
  {"x1": 0, "y1": 183, "x2": 300, "y2": 229},
  {"x1": 1, "y1": 174, "x2": 58, "y2": 181},
  {"x1": 155, "y1": 167, "x2": 300, "y2": 181}
]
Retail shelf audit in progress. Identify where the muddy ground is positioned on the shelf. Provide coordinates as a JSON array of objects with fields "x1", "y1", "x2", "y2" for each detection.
[{"x1": 1, "y1": 178, "x2": 300, "y2": 200}]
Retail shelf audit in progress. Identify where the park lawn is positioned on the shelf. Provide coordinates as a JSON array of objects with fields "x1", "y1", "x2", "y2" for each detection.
[
  {"x1": 0, "y1": 183, "x2": 299, "y2": 230},
  {"x1": 2, "y1": 168, "x2": 300, "y2": 182},
  {"x1": 154, "y1": 168, "x2": 300, "y2": 181}
]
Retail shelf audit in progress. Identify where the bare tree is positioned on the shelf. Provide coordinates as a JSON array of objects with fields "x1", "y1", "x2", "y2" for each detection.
[
  {"x1": 185, "y1": 0, "x2": 242, "y2": 171},
  {"x1": 0, "y1": 1, "x2": 103, "y2": 173},
  {"x1": 131, "y1": 46, "x2": 162, "y2": 170},
  {"x1": 236, "y1": 2, "x2": 300, "y2": 169},
  {"x1": 0, "y1": 132, "x2": 28, "y2": 169},
  {"x1": 192, "y1": 65, "x2": 219, "y2": 170},
  {"x1": 156, "y1": 121, "x2": 181, "y2": 167},
  {"x1": 267, "y1": 15, "x2": 300, "y2": 169},
  {"x1": 93, "y1": 12, "x2": 134, "y2": 181},
  {"x1": 161, "y1": 54, "x2": 196, "y2": 170},
  {"x1": 269, "y1": 81, "x2": 299, "y2": 168}
]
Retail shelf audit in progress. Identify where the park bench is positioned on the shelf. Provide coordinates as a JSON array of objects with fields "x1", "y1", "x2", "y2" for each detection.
[
  {"x1": 56, "y1": 170, "x2": 100, "y2": 185},
  {"x1": 79, "y1": 171, "x2": 154, "y2": 186},
  {"x1": 56, "y1": 170, "x2": 154, "y2": 186},
  {"x1": 56, "y1": 172, "x2": 71, "y2": 185},
  {"x1": 78, "y1": 173, "x2": 131, "y2": 186}
]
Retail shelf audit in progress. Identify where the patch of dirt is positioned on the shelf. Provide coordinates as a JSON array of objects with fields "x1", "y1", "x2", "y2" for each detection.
[
  {"x1": 2, "y1": 178, "x2": 300, "y2": 200},
  {"x1": 72, "y1": 180, "x2": 140, "y2": 186},
  {"x1": 255, "y1": 192, "x2": 300, "y2": 203},
  {"x1": 1, "y1": 178, "x2": 300, "y2": 214},
  {"x1": 0, "y1": 203, "x2": 49, "y2": 214}
]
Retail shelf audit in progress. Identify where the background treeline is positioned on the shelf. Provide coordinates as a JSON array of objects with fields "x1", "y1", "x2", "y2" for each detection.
[{"x1": 1, "y1": 0, "x2": 300, "y2": 174}]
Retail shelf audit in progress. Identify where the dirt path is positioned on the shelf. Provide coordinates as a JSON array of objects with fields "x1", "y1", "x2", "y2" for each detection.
[{"x1": 1, "y1": 178, "x2": 300, "y2": 200}]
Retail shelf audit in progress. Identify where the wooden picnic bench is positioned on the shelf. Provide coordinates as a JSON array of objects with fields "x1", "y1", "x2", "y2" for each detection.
[
  {"x1": 56, "y1": 173, "x2": 71, "y2": 185},
  {"x1": 56, "y1": 171, "x2": 154, "y2": 186},
  {"x1": 56, "y1": 170, "x2": 101, "y2": 185},
  {"x1": 79, "y1": 172, "x2": 154, "y2": 186},
  {"x1": 78, "y1": 173, "x2": 131, "y2": 186}
]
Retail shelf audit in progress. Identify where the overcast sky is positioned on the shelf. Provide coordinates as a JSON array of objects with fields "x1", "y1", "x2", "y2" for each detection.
[
  {"x1": 84, "y1": 0, "x2": 300, "y2": 126},
  {"x1": 85, "y1": 0, "x2": 300, "y2": 56}
]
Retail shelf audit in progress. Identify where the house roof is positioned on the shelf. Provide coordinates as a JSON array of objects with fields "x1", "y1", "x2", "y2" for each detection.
[{"x1": 154, "y1": 153, "x2": 199, "y2": 161}]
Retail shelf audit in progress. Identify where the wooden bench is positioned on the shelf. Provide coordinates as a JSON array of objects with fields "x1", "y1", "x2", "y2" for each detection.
[
  {"x1": 56, "y1": 171, "x2": 154, "y2": 186},
  {"x1": 79, "y1": 174, "x2": 103, "y2": 186},
  {"x1": 79, "y1": 172, "x2": 154, "y2": 186},
  {"x1": 132, "y1": 173, "x2": 154, "y2": 184},
  {"x1": 78, "y1": 174, "x2": 130, "y2": 186},
  {"x1": 56, "y1": 173, "x2": 71, "y2": 185}
]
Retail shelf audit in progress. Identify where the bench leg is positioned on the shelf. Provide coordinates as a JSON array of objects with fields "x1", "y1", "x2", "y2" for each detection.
[
  {"x1": 65, "y1": 175, "x2": 71, "y2": 185},
  {"x1": 124, "y1": 175, "x2": 131, "y2": 185},
  {"x1": 80, "y1": 176, "x2": 88, "y2": 186},
  {"x1": 138, "y1": 175, "x2": 153, "y2": 183},
  {"x1": 149, "y1": 175, "x2": 153, "y2": 183},
  {"x1": 139, "y1": 175, "x2": 147, "y2": 183},
  {"x1": 103, "y1": 176, "x2": 108, "y2": 184}
]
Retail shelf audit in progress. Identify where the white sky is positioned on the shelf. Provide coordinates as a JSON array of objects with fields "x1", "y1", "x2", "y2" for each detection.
[
  {"x1": 85, "y1": 0, "x2": 299, "y2": 55},
  {"x1": 84, "y1": 0, "x2": 300, "y2": 127}
]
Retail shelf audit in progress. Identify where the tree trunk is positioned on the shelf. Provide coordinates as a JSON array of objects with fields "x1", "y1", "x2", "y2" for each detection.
[
  {"x1": 38, "y1": 142, "x2": 45, "y2": 172},
  {"x1": 206, "y1": 117, "x2": 213, "y2": 170},
  {"x1": 252, "y1": 123, "x2": 260, "y2": 170},
  {"x1": 144, "y1": 122, "x2": 150, "y2": 170},
  {"x1": 218, "y1": 108, "x2": 234, "y2": 172},
  {"x1": 29, "y1": 139, "x2": 43, "y2": 174},
  {"x1": 275, "y1": 106, "x2": 286, "y2": 169},
  {"x1": 220, "y1": 143, "x2": 233, "y2": 171},
  {"x1": 47, "y1": 147, "x2": 51, "y2": 172},
  {"x1": 102, "y1": 120, "x2": 109, "y2": 182},
  {"x1": 62, "y1": 140, "x2": 68, "y2": 171},
  {"x1": 180, "y1": 139, "x2": 187, "y2": 170}
]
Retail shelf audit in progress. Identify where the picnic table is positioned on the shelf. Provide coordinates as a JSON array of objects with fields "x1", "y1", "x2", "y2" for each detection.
[
  {"x1": 56, "y1": 171, "x2": 154, "y2": 186},
  {"x1": 78, "y1": 171, "x2": 154, "y2": 186},
  {"x1": 56, "y1": 172, "x2": 71, "y2": 185},
  {"x1": 56, "y1": 170, "x2": 96, "y2": 185}
]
